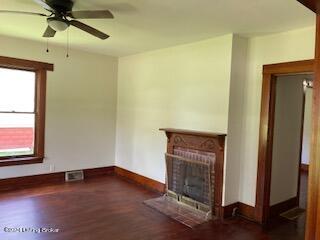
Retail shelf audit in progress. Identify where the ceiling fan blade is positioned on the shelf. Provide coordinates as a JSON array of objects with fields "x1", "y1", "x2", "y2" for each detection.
[
  {"x1": 43, "y1": 26, "x2": 56, "y2": 38},
  {"x1": 0, "y1": 10, "x2": 47, "y2": 17},
  {"x1": 33, "y1": 0, "x2": 54, "y2": 11},
  {"x1": 67, "y1": 10, "x2": 114, "y2": 19},
  {"x1": 69, "y1": 20, "x2": 109, "y2": 40}
]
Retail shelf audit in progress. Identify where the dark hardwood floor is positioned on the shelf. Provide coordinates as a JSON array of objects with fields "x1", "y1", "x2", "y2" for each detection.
[{"x1": 0, "y1": 174, "x2": 306, "y2": 240}]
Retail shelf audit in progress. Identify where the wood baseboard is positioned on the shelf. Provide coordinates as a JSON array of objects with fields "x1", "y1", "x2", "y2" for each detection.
[
  {"x1": 83, "y1": 166, "x2": 115, "y2": 178},
  {"x1": 222, "y1": 202, "x2": 239, "y2": 218},
  {"x1": 223, "y1": 202, "x2": 256, "y2": 221},
  {"x1": 0, "y1": 166, "x2": 115, "y2": 192},
  {"x1": 238, "y1": 202, "x2": 256, "y2": 221},
  {"x1": 269, "y1": 197, "x2": 299, "y2": 218},
  {"x1": 301, "y1": 163, "x2": 309, "y2": 172},
  {"x1": 114, "y1": 167, "x2": 165, "y2": 193}
]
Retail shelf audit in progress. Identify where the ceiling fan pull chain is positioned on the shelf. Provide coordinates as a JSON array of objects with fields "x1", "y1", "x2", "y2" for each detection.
[
  {"x1": 66, "y1": 28, "x2": 70, "y2": 58},
  {"x1": 46, "y1": 39, "x2": 50, "y2": 53}
]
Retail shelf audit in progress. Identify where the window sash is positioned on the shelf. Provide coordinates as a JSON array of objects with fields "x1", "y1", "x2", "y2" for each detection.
[
  {"x1": 0, "y1": 67, "x2": 36, "y2": 113},
  {"x1": 0, "y1": 112, "x2": 36, "y2": 159},
  {"x1": 0, "y1": 111, "x2": 36, "y2": 114}
]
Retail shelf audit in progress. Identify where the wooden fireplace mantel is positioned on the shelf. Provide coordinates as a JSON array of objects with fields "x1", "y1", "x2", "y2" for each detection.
[{"x1": 160, "y1": 128, "x2": 227, "y2": 219}]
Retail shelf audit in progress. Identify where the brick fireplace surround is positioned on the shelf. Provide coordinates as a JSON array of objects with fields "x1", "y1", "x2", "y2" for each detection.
[{"x1": 160, "y1": 128, "x2": 226, "y2": 219}]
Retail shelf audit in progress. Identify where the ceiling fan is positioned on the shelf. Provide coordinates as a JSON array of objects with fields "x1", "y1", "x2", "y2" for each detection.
[{"x1": 0, "y1": 0, "x2": 114, "y2": 40}]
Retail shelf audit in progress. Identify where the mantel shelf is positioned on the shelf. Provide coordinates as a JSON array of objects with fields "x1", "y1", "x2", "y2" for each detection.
[{"x1": 159, "y1": 128, "x2": 227, "y2": 138}]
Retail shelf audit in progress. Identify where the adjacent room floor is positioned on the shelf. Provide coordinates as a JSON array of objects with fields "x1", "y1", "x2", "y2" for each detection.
[
  {"x1": 265, "y1": 171, "x2": 308, "y2": 240},
  {"x1": 0, "y1": 175, "x2": 306, "y2": 240}
]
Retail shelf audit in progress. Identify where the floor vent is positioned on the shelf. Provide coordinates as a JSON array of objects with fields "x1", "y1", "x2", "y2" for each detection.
[{"x1": 65, "y1": 170, "x2": 84, "y2": 182}]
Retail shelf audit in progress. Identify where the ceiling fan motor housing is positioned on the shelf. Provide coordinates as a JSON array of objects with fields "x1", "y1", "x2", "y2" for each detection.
[{"x1": 45, "y1": 0, "x2": 73, "y2": 13}]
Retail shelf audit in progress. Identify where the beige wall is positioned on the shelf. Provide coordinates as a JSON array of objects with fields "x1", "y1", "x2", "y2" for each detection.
[
  {"x1": 239, "y1": 26, "x2": 315, "y2": 206},
  {"x1": 0, "y1": 35, "x2": 118, "y2": 179},
  {"x1": 223, "y1": 35, "x2": 248, "y2": 205},
  {"x1": 116, "y1": 34, "x2": 233, "y2": 186},
  {"x1": 270, "y1": 75, "x2": 305, "y2": 206}
]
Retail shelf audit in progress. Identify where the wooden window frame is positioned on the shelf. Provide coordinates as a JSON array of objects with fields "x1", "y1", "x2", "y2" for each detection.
[{"x1": 0, "y1": 56, "x2": 53, "y2": 167}]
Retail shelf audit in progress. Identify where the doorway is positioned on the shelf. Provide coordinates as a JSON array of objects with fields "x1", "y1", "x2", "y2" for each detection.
[
  {"x1": 269, "y1": 74, "x2": 312, "y2": 221},
  {"x1": 255, "y1": 60, "x2": 314, "y2": 224}
]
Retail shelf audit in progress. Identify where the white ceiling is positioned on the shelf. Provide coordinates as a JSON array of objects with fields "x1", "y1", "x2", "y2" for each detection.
[{"x1": 0, "y1": 0, "x2": 316, "y2": 57}]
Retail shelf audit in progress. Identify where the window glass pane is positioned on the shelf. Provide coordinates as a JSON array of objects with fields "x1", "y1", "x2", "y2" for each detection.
[
  {"x1": 0, "y1": 113, "x2": 35, "y2": 157},
  {"x1": 0, "y1": 68, "x2": 35, "y2": 112}
]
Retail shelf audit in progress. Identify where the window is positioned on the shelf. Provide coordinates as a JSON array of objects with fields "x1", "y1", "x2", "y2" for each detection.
[{"x1": 0, "y1": 56, "x2": 53, "y2": 167}]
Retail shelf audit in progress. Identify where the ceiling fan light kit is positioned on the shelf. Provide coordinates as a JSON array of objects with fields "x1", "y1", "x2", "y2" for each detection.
[
  {"x1": 0, "y1": 0, "x2": 114, "y2": 40},
  {"x1": 47, "y1": 18, "x2": 70, "y2": 32}
]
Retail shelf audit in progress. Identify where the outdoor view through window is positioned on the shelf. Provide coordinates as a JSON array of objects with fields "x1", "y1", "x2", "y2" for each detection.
[{"x1": 0, "y1": 67, "x2": 36, "y2": 158}]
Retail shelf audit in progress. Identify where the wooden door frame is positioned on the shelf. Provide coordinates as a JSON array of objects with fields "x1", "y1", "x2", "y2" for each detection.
[
  {"x1": 305, "y1": 14, "x2": 320, "y2": 240},
  {"x1": 254, "y1": 59, "x2": 314, "y2": 224}
]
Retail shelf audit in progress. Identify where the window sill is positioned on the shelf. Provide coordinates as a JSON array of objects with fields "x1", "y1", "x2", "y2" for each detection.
[{"x1": 0, "y1": 157, "x2": 44, "y2": 167}]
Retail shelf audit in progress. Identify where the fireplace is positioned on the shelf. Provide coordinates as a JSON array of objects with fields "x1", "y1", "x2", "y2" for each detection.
[
  {"x1": 161, "y1": 128, "x2": 226, "y2": 219},
  {"x1": 166, "y1": 149, "x2": 214, "y2": 214}
]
